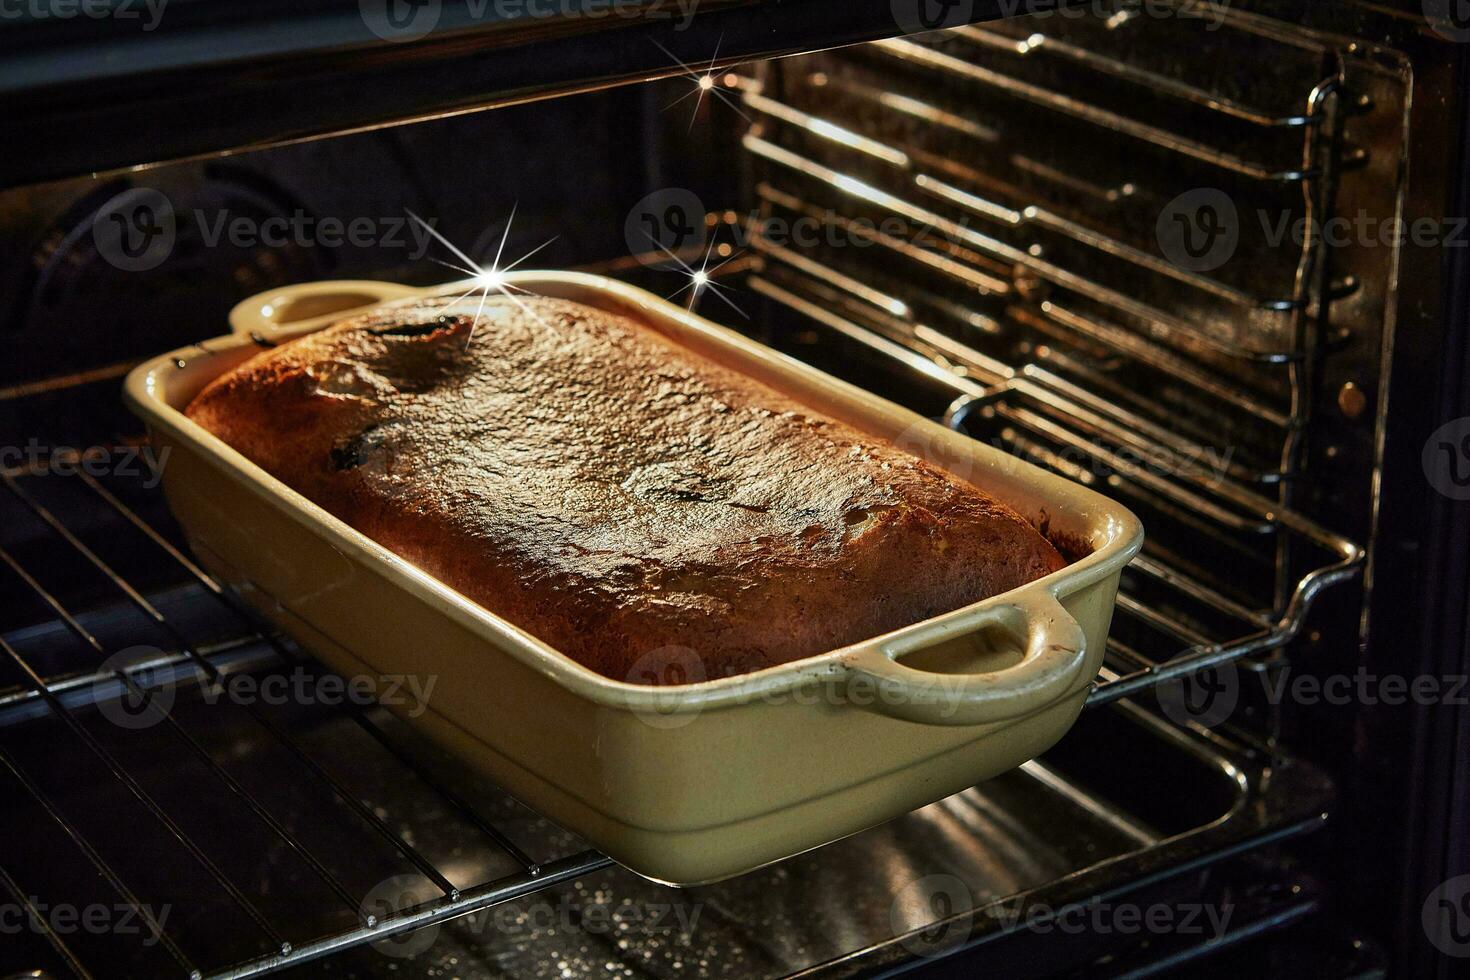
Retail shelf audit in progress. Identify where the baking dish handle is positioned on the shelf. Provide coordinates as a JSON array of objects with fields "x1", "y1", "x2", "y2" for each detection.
[
  {"x1": 228, "y1": 280, "x2": 421, "y2": 338},
  {"x1": 841, "y1": 591, "x2": 1089, "y2": 726}
]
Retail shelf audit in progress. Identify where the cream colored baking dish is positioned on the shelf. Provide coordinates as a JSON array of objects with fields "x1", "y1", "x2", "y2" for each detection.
[{"x1": 125, "y1": 273, "x2": 1143, "y2": 885}]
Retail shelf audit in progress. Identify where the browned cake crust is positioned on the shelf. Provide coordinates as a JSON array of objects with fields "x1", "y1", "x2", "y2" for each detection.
[{"x1": 186, "y1": 295, "x2": 1066, "y2": 683}]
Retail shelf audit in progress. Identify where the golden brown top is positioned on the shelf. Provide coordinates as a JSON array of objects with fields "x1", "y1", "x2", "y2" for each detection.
[{"x1": 187, "y1": 294, "x2": 1064, "y2": 682}]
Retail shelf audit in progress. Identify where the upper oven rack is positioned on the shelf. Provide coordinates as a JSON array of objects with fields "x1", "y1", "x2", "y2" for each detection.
[
  {"x1": 0, "y1": 0, "x2": 1053, "y2": 189},
  {"x1": 734, "y1": 1, "x2": 1361, "y2": 502},
  {"x1": 741, "y1": 262, "x2": 1363, "y2": 708},
  {"x1": 728, "y1": 2, "x2": 1369, "y2": 708}
]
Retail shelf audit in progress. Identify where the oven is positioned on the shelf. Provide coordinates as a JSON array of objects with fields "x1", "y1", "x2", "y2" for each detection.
[{"x1": 1, "y1": 1, "x2": 1467, "y2": 977}]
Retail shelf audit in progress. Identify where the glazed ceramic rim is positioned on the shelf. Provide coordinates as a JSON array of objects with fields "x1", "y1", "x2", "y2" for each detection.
[{"x1": 126, "y1": 272, "x2": 1143, "y2": 714}]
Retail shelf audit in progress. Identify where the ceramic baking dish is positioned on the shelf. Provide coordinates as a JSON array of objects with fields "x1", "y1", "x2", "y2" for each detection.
[{"x1": 125, "y1": 273, "x2": 1143, "y2": 885}]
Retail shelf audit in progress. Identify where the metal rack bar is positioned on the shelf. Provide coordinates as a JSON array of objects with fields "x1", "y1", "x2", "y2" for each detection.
[
  {"x1": 1127, "y1": 554, "x2": 1273, "y2": 628},
  {"x1": 746, "y1": 197, "x2": 1305, "y2": 493},
  {"x1": 804, "y1": 69, "x2": 1139, "y2": 208},
  {"x1": 66, "y1": 466, "x2": 544, "y2": 876},
  {"x1": 0, "y1": 744, "x2": 197, "y2": 978},
  {"x1": 211, "y1": 851, "x2": 611, "y2": 980},
  {"x1": 0, "y1": 478, "x2": 373, "y2": 922},
  {"x1": 1024, "y1": 303, "x2": 1292, "y2": 428},
  {"x1": 1103, "y1": 639, "x2": 1157, "y2": 675},
  {"x1": 754, "y1": 181, "x2": 1014, "y2": 295},
  {"x1": 754, "y1": 267, "x2": 1210, "y2": 529},
  {"x1": 744, "y1": 268, "x2": 1364, "y2": 706},
  {"x1": 744, "y1": 134, "x2": 1303, "y2": 364},
  {"x1": 0, "y1": 461, "x2": 616, "y2": 977},
  {"x1": 0, "y1": 628, "x2": 290, "y2": 959},
  {"x1": 953, "y1": 22, "x2": 1317, "y2": 128},
  {"x1": 751, "y1": 246, "x2": 1284, "y2": 530},
  {"x1": 0, "y1": 858, "x2": 98, "y2": 980},
  {"x1": 869, "y1": 37, "x2": 1322, "y2": 183},
  {"x1": 743, "y1": 82, "x2": 1314, "y2": 312},
  {"x1": 1, "y1": 472, "x2": 463, "y2": 905},
  {"x1": 1113, "y1": 595, "x2": 1216, "y2": 649}
]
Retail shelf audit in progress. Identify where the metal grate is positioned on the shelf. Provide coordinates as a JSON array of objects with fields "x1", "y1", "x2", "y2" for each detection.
[
  {"x1": 0, "y1": 454, "x2": 610, "y2": 979},
  {"x1": 740, "y1": 0, "x2": 1366, "y2": 496},
  {"x1": 741, "y1": 268, "x2": 1361, "y2": 707},
  {"x1": 0, "y1": 450, "x2": 1346, "y2": 980},
  {"x1": 733, "y1": 1, "x2": 1367, "y2": 707}
]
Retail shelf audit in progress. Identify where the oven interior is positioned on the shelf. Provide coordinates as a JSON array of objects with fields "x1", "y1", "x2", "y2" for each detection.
[{"x1": 0, "y1": 1, "x2": 1446, "y2": 976}]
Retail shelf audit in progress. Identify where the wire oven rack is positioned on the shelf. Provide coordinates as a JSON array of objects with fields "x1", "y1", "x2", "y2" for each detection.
[
  {"x1": 728, "y1": 2, "x2": 1368, "y2": 707},
  {"x1": 738, "y1": 1, "x2": 1363, "y2": 511},
  {"x1": 0, "y1": 455, "x2": 612, "y2": 978},
  {"x1": 739, "y1": 267, "x2": 1362, "y2": 707},
  {"x1": 0, "y1": 439, "x2": 1351, "y2": 979}
]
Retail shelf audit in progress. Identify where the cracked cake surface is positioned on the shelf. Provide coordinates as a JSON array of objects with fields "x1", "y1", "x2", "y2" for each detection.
[{"x1": 186, "y1": 294, "x2": 1066, "y2": 683}]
